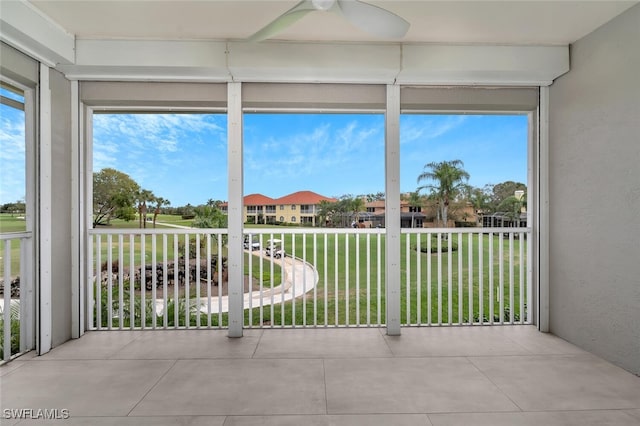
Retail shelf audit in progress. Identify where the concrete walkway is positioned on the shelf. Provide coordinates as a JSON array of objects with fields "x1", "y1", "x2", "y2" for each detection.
[{"x1": 152, "y1": 251, "x2": 318, "y2": 315}]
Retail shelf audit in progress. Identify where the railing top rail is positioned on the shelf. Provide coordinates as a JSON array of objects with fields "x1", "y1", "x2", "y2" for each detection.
[
  {"x1": 401, "y1": 227, "x2": 531, "y2": 234},
  {"x1": 89, "y1": 227, "x2": 387, "y2": 235},
  {"x1": 0, "y1": 231, "x2": 33, "y2": 240},
  {"x1": 88, "y1": 227, "x2": 531, "y2": 236},
  {"x1": 89, "y1": 228, "x2": 229, "y2": 235}
]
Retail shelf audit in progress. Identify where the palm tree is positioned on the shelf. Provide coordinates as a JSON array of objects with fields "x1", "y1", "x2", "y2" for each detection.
[
  {"x1": 351, "y1": 197, "x2": 365, "y2": 226},
  {"x1": 406, "y1": 191, "x2": 423, "y2": 228},
  {"x1": 498, "y1": 192, "x2": 527, "y2": 227},
  {"x1": 152, "y1": 197, "x2": 170, "y2": 228},
  {"x1": 317, "y1": 200, "x2": 335, "y2": 227},
  {"x1": 417, "y1": 160, "x2": 470, "y2": 228},
  {"x1": 136, "y1": 189, "x2": 155, "y2": 228}
]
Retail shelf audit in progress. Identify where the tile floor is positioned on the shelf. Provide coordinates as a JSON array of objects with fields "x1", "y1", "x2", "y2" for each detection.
[{"x1": 1, "y1": 326, "x2": 639, "y2": 425}]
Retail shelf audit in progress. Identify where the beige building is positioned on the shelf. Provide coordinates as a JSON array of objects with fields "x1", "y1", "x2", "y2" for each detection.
[{"x1": 232, "y1": 191, "x2": 337, "y2": 226}]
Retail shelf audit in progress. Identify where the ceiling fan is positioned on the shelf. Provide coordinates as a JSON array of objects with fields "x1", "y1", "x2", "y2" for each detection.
[{"x1": 248, "y1": 0, "x2": 410, "y2": 42}]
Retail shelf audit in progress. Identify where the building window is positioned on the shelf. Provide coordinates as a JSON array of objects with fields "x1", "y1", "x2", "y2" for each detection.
[
  {"x1": 367, "y1": 207, "x2": 375, "y2": 213},
  {"x1": 291, "y1": 216, "x2": 296, "y2": 222},
  {"x1": 291, "y1": 205, "x2": 296, "y2": 210},
  {"x1": 409, "y1": 206, "x2": 422, "y2": 213},
  {"x1": 280, "y1": 205, "x2": 284, "y2": 210},
  {"x1": 279, "y1": 216, "x2": 284, "y2": 222}
]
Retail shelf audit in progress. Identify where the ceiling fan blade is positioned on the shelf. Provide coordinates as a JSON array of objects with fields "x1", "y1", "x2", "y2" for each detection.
[
  {"x1": 248, "y1": 0, "x2": 317, "y2": 42},
  {"x1": 336, "y1": 0, "x2": 410, "y2": 39}
]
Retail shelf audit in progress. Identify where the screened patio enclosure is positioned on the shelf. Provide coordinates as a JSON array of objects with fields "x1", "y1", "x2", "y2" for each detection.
[{"x1": 0, "y1": 1, "x2": 638, "y2": 379}]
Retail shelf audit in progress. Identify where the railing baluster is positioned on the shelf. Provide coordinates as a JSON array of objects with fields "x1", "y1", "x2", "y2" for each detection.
[
  {"x1": 458, "y1": 232, "x2": 463, "y2": 325},
  {"x1": 96, "y1": 234, "x2": 102, "y2": 330},
  {"x1": 366, "y1": 233, "x2": 371, "y2": 326},
  {"x1": 489, "y1": 232, "x2": 494, "y2": 324},
  {"x1": 184, "y1": 234, "x2": 190, "y2": 329},
  {"x1": 313, "y1": 233, "x2": 318, "y2": 327},
  {"x1": 247, "y1": 232, "x2": 253, "y2": 328},
  {"x1": 292, "y1": 234, "x2": 296, "y2": 327},
  {"x1": 427, "y1": 233, "x2": 432, "y2": 325},
  {"x1": 195, "y1": 233, "x2": 201, "y2": 329},
  {"x1": 173, "y1": 234, "x2": 179, "y2": 328},
  {"x1": 405, "y1": 233, "x2": 410, "y2": 325},
  {"x1": 509, "y1": 232, "x2": 515, "y2": 324},
  {"x1": 302, "y1": 233, "x2": 307, "y2": 327},
  {"x1": 3, "y1": 240, "x2": 12, "y2": 361},
  {"x1": 118, "y1": 234, "x2": 124, "y2": 330},
  {"x1": 520, "y1": 231, "x2": 525, "y2": 324},
  {"x1": 468, "y1": 232, "x2": 473, "y2": 325},
  {"x1": 280, "y1": 232, "x2": 285, "y2": 327},
  {"x1": 152, "y1": 234, "x2": 157, "y2": 330},
  {"x1": 140, "y1": 234, "x2": 146, "y2": 329},
  {"x1": 162, "y1": 234, "x2": 168, "y2": 329},
  {"x1": 267, "y1": 234, "x2": 276, "y2": 328},
  {"x1": 129, "y1": 234, "x2": 135, "y2": 330},
  {"x1": 345, "y1": 231, "x2": 349, "y2": 326},
  {"x1": 355, "y1": 232, "x2": 360, "y2": 327},
  {"x1": 447, "y1": 232, "x2": 452, "y2": 325},
  {"x1": 217, "y1": 233, "x2": 223, "y2": 327},
  {"x1": 479, "y1": 232, "x2": 485, "y2": 325},
  {"x1": 416, "y1": 233, "x2": 421, "y2": 326},
  {"x1": 107, "y1": 234, "x2": 113, "y2": 330},
  {"x1": 377, "y1": 231, "x2": 381, "y2": 326},
  {"x1": 437, "y1": 233, "x2": 442, "y2": 325},
  {"x1": 499, "y1": 232, "x2": 504, "y2": 324},
  {"x1": 324, "y1": 233, "x2": 328, "y2": 327},
  {"x1": 334, "y1": 233, "x2": 339, "y2": 326},
  {"x1": 258, "y1": 234, "x2": 264, "y2": 327},
  {"x1": 206, "y1": 234, "x2": 211, "y2": 328}
]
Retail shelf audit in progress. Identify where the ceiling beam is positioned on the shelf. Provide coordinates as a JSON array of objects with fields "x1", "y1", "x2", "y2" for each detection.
[{"x1": 0, "y1": 0, "x2": 75, "y2": 66}]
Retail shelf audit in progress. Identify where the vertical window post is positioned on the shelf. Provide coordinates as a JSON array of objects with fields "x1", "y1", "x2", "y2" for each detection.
[
  {"x1": 385, "y1": 84, "x2": 401, "y2": 336},
  {"x1": 227, "y1": 82, "x2": 244, "y2": 337},
  {"x1": 38, "y1": 64, "x2": 52, "y2": 353}
]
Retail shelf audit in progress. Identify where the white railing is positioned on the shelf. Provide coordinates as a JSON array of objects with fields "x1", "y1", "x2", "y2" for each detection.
[
  {"x1": 402, "y1": 228, "x2": 532, "y2": 326},
  {"x1": 87, "y1": 227, "x2": 531, "y2": 330},
  {"x1": 1, "y1": 232, "x2": 34, "y2": 363}
]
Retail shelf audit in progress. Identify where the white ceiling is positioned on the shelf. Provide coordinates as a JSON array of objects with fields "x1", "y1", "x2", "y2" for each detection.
[{"x1": 29, "y1": 0, "x2": 637, "y2": 45}]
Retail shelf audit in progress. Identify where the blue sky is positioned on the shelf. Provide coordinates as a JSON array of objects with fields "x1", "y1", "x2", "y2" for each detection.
[
  {"x1": 0, "y1": 88, "x2": 26, "y2": 205},
  {"x1": 0, "y1": 107, "x2": 528, "y2": 206}
]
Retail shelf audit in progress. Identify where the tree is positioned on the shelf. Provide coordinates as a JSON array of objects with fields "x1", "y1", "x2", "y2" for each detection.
[
  {"x1": 192, "y1": 205, "x2": 227, "y2": 229},
  {"x1": 350, "y1": 197, "x2": 365, "y2": 225},
  {"x1": 497, "y1": 192, "x2": 527, "y2": 227},
  {"x1": 405, "y1": 191, "x2": 423, "y2": 228},
  {"x1": 136, "y1": 189, "x2": 155, "y2": 229},
  {"x1": 93, "y1": 168, "x2": 140, "y2": 226},
  {"x1": 417, "y1": 160, "x2": 470, "y2": 228},
  {"x1": 152, "y1": 197, "x2": 170, "y2": 228},
  {"x1": 488, "y1": 181, "x2": 526, "y2": 212},
  {"x1": 316, "y1": 200, "x2": 335, "y2": 227}
]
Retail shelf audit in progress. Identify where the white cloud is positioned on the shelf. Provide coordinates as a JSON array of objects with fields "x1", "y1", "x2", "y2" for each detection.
[{"x1": 400, "y1": 115, "x2": 468, "y2": 144}]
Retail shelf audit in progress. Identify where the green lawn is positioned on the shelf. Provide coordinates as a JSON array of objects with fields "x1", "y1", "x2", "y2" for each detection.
[
  {"x1": 0, "y1": 214, "x2": 29, "y2": 278},
  {"x1": 242, "y1": 231, "x2": 528, "y2": 327}
]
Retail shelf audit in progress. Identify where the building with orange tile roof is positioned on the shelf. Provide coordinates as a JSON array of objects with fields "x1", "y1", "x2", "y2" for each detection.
[{"x1": 233, "y1": 191, "x2": 336, "y2": 226}]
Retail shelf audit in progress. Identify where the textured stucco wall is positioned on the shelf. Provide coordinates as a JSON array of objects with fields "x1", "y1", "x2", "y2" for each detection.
[{"x1": 548, "y1": 4, "x2": 640, "y2": 374}]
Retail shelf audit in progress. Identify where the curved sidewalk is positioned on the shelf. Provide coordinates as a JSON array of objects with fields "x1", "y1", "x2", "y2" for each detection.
[{"x1": 153, "y1": 251, "x2": 319, "y2": 315}]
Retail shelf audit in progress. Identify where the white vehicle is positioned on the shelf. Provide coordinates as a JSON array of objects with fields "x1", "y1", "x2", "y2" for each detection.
[
  {"x1": 264, "y1": 239, "x2": 285, "y2": 258},
  {"x1": 243, "y1": 234, "x2": 261, "y2": 251}
]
